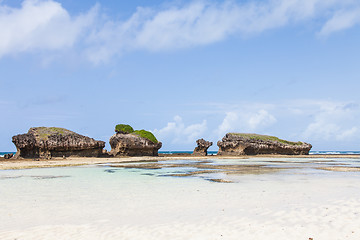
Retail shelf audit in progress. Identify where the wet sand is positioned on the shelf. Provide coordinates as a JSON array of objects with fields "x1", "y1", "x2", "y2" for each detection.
[{"x1": 1, "y1": 154, "x2": 359, "y2": 170}]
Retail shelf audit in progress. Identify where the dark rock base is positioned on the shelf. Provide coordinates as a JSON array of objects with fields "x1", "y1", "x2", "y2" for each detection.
[{"x1": 13, "y1": 148, "x2": 104, "y2": 159}]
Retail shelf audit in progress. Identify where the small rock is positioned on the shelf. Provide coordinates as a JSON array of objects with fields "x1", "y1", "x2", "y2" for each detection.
[
  {"x1": 4, "y1": 153, "x2": 14, "y2": 159},
  {"x1": 192, "y1": 139, "x2": 213, "y2": 156}
]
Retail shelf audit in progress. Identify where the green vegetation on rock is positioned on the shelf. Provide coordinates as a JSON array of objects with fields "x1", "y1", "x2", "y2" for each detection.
[
  {"x1": 32, "y1": 127, "x2": 73, "y2": 140},
  {"x1": 229, "y1": 133, "x2": 303, "y2": 146},
  {"x1": 114, "y1": 124, "x2": 159, "y2": 143},
  {"x1": 115, "y1": 124, "x2": 134, "y2": 134},
  {"x1": 131, "y1": 130, "x2": 158, "y2": 143}
]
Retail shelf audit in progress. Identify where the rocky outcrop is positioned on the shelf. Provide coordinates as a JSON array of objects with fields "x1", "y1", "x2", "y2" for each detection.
[
  {"x1": 109, "y1": 133, "x2": 162, "y2": 156},
  {"x1": 192, "y1": 138, "x2": 213, "y2": 156},
  {"x1": 217, "y1": 133, "x2": 312, "y2": 156},
  {"x1": 110, "y1": 124, "x2": 162, "y2": 157},
  {"x1": 12, "y1": 127, "x2": 105, "y2": 159},
  {"x1": 4, "y1": 153, "x2": 14, "y2": 159}
]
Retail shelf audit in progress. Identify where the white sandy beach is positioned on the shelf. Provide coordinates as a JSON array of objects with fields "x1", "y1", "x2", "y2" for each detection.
[{"x1": 0, "y1": 157, "x2": 360, "y2": 240}]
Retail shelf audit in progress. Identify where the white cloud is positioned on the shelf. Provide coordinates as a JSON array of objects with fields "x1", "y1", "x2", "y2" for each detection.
[
  {"x1": 215, "y1": 112, "x2": 239, "y2": 137},
  {"x1": 0, "y1": 0, "x2": 97, "y2": 57},
  {"x1": 1, "y1": 0, "x2": 360, "y2": 62},
  {"x1": 153, "y1": 115, "x2": 207, "y2": 144},
  {"x1": 302, "y1": 101, "x2": 359, "y2": 141},
  {"x1": 319, "y1": 8, "x2": 360, "y2": 36},
  {"x1": 134, "y1": 2, "x2": 240, "y2": 50},
  {"x1": 86, "y1": 0, "x2": 360, "y2": 63},
  {"x1": 214, "y1": 108, "x2": 277, "y2": 138},
  {"x1": 248, "y1": 109, "x2": 277, "y2": 130}
]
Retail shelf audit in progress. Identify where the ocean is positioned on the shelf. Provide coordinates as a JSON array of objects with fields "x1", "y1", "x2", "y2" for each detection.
[
  {"x1": 2, "y1": 150, "x2": 360, "y2": 157},
  {"x1": 159, "y1": 150, "x2": 360, "y2": 155},
  {"x1": 0, "y1": 152, "x2": 15, "y2": 157}
]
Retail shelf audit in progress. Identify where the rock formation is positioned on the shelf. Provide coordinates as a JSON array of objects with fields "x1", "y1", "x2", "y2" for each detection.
[
  {"x1": 12, "y1": 127, "x2": 105, "y2": 159},
  {"x1": 110, "y1": 124, "x2": 162, "y2": 157},
  {"x1": 192, "y1": 138, "x2": 213, "y2": 156},
  {"x1": 217, "y1": 133, "x2": 312, "y2": 155},
  {"x1": 4, "y1": 153, "x2": 14, "y2": 159}
]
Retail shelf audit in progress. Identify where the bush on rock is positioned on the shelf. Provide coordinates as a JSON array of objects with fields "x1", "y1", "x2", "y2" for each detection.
[
  {"x1": 115, "y1": 124, "x2": 134, "y2": 134},
  {"x1": 132, "y1": 130, "x2": 158, "y2": 143}
]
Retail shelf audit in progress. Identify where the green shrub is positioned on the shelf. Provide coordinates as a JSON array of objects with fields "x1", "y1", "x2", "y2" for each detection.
[
  {"x1": 132, "y1": 130, "x2": 158, "y2": 143},
  {"x1": 115, "y1": 124, "x2": 134, "y2": 134}
]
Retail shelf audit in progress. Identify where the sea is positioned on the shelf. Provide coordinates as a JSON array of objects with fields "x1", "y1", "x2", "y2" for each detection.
[
  {"x1": 1, "y1": 150, "x2": 360, "y2": 157},
  {"x1": 159, "y1": 150, "x2": 360, "y2": 155},
  {"x1": 0, "y1": 151, "x2": 15, "y2": 157}
]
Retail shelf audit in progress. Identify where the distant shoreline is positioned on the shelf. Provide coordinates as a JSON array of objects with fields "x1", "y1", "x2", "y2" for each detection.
[{"x1": 1, "y1": 154, "x2": 360, "y2": 170}]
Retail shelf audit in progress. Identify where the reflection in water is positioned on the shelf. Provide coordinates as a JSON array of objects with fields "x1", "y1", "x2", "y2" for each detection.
[{"x1": 102, "y1": 157, "x2": 360, "y2": 183}]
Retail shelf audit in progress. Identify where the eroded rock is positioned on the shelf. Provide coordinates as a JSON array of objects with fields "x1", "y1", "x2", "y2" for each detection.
[
  {"x1": 109, "y1": 130, "x2": 162, "y2": 157},
  {"x1": 217, "y1": 133, "x2": 312, "y2": 156},
  {"x1": 192, "y1": 138, "x2": 213, "y2": 156},
  {"x1": 12, "y1": 127, "x2": 105, "y2": 159},
  {"x1": 4, "y1": 153, "x2": 14, "y2": 159}
]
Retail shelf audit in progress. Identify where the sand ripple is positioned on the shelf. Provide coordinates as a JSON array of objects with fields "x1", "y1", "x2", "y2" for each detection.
[{"x1": 1, "y1": 198, "x2": 359, "y2": 240}]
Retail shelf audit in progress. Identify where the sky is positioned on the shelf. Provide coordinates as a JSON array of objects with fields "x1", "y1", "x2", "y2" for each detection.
[{"x1": 1, "y1": 0, "x2": 360, "y2": 151}]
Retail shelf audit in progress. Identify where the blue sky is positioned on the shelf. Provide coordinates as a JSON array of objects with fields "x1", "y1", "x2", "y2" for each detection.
[{"x1": 1, "y1": 0, "x2": 360, "y2": 151}]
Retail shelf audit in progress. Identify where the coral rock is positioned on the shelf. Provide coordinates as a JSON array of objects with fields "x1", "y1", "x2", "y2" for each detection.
[
  {"x1": 4, "y1": 153, "x2": 14, "y2": 159},
  {"x1": 192, "y1": 138, "x2": 213, "y2": 156},
  {"x1": 12, "y1": 127, "x2": 105, "y2": 159},
  {"x1": 217, "y1": 133, "x2": 312, "y2": 156},
  {"x1": 109, "y1": 133, "x2": 162, "y2": 157}
]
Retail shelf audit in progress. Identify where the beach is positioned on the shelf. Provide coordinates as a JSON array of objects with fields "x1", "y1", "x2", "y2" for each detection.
[{"x1": 1, "y1": 155, "x2": 360, "y2": 240}]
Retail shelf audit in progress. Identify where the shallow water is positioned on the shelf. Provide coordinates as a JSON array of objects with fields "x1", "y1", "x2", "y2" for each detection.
[
  {"x1": 105, "y1": 157, "x2": 360, "y2": 182},
  {"x1": 1, "y1": 157, "x2": 360, "y2": 239}
]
